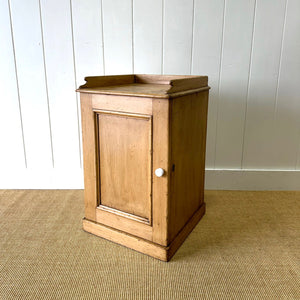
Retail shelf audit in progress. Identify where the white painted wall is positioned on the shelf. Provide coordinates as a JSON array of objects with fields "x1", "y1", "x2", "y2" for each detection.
[{"x1": 0, "y1": 0, "x2": 300, "y2": 190}]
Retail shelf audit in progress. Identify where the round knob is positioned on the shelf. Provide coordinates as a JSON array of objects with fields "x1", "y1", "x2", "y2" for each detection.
[{"x1": 155, "y1": 168, "x2": 165, "y2": 177}]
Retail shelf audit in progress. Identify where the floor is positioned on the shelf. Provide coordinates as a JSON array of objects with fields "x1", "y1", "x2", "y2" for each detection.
[{"x1": 0, "y1": 190, "x2": 299, "y2": 299}]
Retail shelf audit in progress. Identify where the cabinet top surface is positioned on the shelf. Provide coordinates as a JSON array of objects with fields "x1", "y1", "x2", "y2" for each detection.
[{"x1": 76, "y1": 74, "x2": 209, "y2": 98}]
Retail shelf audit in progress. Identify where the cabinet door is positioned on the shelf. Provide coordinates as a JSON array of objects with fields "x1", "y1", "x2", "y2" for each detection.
[
  {"x1": 95, "y1": 110, "x2": 153, "y2": 239},
  {"x1": 81, "y1": 94, "x2": 169, "y2": 244}
]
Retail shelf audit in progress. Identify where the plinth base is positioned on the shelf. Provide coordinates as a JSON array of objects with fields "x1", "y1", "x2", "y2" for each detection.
[{"x1": 83, "y1": 203, "x2": 205, "y2": 261}]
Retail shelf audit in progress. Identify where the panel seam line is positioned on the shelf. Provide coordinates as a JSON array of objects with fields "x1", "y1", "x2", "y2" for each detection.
[
  {"x1": 100, "y1": 0, "x2": 106, "y2": 75},
  {"x1": 38, "y1": 0, "x2": 55, "y2": 167},
  {"x1": 241, "y1": 0, "x2": 257, "y2": 169},
  {"x1": 69, "y1": 0, "x2": 82, "y2": 168},
  {"x1": 7, "y1": 0, "x2": 28, "y2": 168},
  {"x1": 213, "y1": 0, "x2": 227, "y2": 168},
  {"x1": 131, "y1": 0, "x2": 134, "y2": 73},
  {"x1": 190, "y1": 0, "x2": 195, "y2": 75},
  {"x1": 161, "y1": 0, "x2": 165, "y2": 74}
]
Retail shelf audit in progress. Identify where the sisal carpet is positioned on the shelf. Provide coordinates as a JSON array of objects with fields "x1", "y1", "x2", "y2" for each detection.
[{"x1": 0, "y1": 190, "x2": 299, "y2": 299}]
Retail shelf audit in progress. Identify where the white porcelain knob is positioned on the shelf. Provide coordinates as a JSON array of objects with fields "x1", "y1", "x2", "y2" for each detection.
[{"x1": 155, "y1": 168, "x2": 165, "y2": 177}]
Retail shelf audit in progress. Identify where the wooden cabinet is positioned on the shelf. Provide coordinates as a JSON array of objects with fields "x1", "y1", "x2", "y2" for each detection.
[{"x1": 77, "y1": 74, "x2": 209, "y2": 261}]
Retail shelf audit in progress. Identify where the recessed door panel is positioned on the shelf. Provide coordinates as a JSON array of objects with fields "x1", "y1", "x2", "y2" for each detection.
[{"x1": 96, "y1": 111, "x2": 152, "y2": 224}]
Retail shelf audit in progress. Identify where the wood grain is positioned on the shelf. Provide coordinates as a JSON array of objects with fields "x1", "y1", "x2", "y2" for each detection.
[
  {"x1": 78, "y1": 75, "x2": 208, "y2": 97},
  {"x1": 79, "y1": 75, "x2": 134, "y2": 89},
  {"x1": 168, "y1": 91, "x2": 209, "y2": 242},
  {"x1": 83, "y1": 218, "x2": 168, "y2": 261},
  {"x1": 79, "y1": 75, "x2": 209, "y2": 259},
  {"x1": 96, "y1": 207, "x2": 153, "y2": 241},
  {"x1": 79, "y1": 83, "x2": 170, "y2": 97},
  {"x1": 152, "y1": 98, "x2": 170, "y2": 246},
  {"x1": 83, "y1": 202, "x2": 205, "y2": 261},
  {"x1": 80, "y1": 93, "x2": 98, "y2": 221},
  {"x1": 96, "y1": 111, "x2": 152, "y2": 221},
  {"x1": 92, "y1": 94, "x2": 152, "y2": 115},
  {"x1": 135, "y1": 74, "x2": 208, "y2": 90},
  {"x1": 167, "y1": 203, "x2": 206, "y2": 261}
]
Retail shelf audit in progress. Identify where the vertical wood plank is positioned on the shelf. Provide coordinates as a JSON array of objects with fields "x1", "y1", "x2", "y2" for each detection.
[
  {"x1": 133, "y1": 0, "x2": 163, "y2": 74},
  {"x1": 71, "y1": 0, "x2": 105, "y2": 169},
  {"x1": 163, "y1": 0, "x2": 194, "y2": 74},
  {"x1": 215, "y1": 0, "x2": 256, "y2": 168},
  {"x1": 271, "y1": 0, "x2": 300, "y2": 169},
  {"x1": 152, "y1": 98, "x2": 170, "y2": 246},
  {"x1": 40, "y1": 0, "x2": 81, "y2": 168},
  {"x1": 70, "y1": 0, "x2": 104, "y2": 169},
  {"x1": 242, "y1": 0, "x2": 287, "y2": 168},
  {"x1": 102, "y1": 0, "x2": 133, "y2": 74},
  {"x1": 71, "y1": 0, "x2": 104, "y2": 85},
  {"x1": 9, "y1": 0, "x2": 53, "y2": 168},
  {"x1": 0, "y1": 0, "x2": 25, "y2": 168},
  {"x1": 192, "y1": 0, "x2": 225, "y2": 168},
  {"x1": 81, "y1": 94, "x2": 97, "y2": 221}
]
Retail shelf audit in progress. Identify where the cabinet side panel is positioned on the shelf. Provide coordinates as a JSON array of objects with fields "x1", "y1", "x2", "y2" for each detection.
[
  {"x1": 169, "y1": 91, "x2": 208, "y2": 242},
  {"x1": 80, "y1": 93, "x2": 98, "y2": 221}
]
